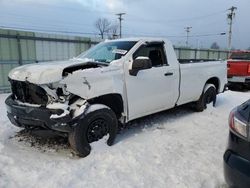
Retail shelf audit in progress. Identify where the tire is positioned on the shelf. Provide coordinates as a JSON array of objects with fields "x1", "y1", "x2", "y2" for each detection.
[
  {"x1": 228, "y1": 83, "x2": 244, "y2": 91},
  {"x1": 68, "y1": 104, "x2": 118, "y2": 157},
  {"x1": 195, "y1": 84, "x2": 217, "y2": 112},
  {"x1": 246, "y1": 83, "x2": 250, "y2": 90}
]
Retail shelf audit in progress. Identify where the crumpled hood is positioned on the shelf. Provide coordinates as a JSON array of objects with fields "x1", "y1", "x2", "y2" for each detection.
[{"x1": 8, "y1": 59, "x2": 96, "y2": 84}]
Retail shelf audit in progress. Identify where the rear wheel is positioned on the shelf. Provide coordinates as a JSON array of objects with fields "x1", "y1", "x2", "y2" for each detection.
[
  {"x1": 195, "y1": 84, "x2": 217, "y2": 112},
  {"x1": 68, "y1": 104, "x2": 118, "y2": 157}
]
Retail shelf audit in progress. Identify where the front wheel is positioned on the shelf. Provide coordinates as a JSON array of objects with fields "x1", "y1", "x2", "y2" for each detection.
[
  {"x1": 68, "y1": 104, "x2": 118, "y2": 157},
  {"x1": 194, "y1": 84, "x2": 217, "y2": 112}
]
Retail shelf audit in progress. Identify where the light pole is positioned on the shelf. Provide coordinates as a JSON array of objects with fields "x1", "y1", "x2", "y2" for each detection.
[
  {"x1": 184, "y1": 26, "x2": 192, "y2": 47},
  {"x1": 227, "y1": 6, "x2": 237, "y2": 51}
]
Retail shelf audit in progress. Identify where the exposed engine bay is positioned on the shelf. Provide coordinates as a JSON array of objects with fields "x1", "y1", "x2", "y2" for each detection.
[{"x1": 8, "y1": 61, "x2": 108, "y2": 121}]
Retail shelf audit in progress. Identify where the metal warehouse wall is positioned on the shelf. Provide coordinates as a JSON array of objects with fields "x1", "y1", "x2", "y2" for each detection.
[
  {"x1": 34, "y1": 33, "x2": 96, "y2": 61},
  {"x1": 0, "y1": 29, "x2": 101, "y2": 92},
  {"x1": 0, "y1": 28, "x2": 229, "y2": 92}
]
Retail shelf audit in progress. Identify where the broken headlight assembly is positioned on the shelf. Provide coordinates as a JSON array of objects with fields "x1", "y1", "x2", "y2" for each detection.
[{"x1": 43, "y1": 83, "x2": 88, "y2": 121}]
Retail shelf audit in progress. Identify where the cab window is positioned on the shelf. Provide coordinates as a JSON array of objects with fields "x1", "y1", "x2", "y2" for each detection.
[{"x1": 133, "y1": 43, "x2": 168, "y2": 67}]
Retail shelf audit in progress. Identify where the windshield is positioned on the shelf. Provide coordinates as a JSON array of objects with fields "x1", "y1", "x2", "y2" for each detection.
[
  {"x1": 77, "y1": 41, "x2": 137, "y2": 63},
  {"x1": 230, "y1": 52, "x2": 250, "y2": 60}
]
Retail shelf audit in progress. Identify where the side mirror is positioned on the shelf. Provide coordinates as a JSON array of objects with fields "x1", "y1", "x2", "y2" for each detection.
[{"x1": 129, "y1": 56, "x2": 152, "y2": 76}]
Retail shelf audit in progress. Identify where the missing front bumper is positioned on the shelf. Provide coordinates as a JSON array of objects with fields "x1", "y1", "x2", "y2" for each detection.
[{"x1": 5, "y1": 95, "x2": 76, "y2": 133}]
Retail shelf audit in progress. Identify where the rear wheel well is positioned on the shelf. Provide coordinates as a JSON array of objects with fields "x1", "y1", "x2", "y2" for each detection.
[
  {"x1": 205, "y1": 77, "x2": 220, "y2": 93},
  {"x1": 88, "y1": 94, "x2": 124, "y2": 118}
]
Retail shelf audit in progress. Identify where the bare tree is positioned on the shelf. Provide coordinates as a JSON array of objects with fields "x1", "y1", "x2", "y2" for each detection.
[
  {"x1": 95, "y1": 18, "x2": 111, "y2": 39},
  {"x1": 108, "y1": 24, "x2": 119, "y2": 39},
  {"x1": 210, "y1": 42, "x2": 220, "y2": 49}
]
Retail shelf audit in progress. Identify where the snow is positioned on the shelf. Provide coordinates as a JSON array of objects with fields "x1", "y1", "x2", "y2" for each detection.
[
  {"x1": 0, "y1": 91, "x2": 249, "y2": 188},
  {"x1": 85, "y1": 104, "x2": 110, "y2": 114},
  {"x1": 46, "y1": 102, "x2": 69, "y2": 110},
  {"x1": 50, "y1": 110, "x2": 70, "y2": 119},
  {"x1": 7, "y1": 58, "x2": 94, "y2": 84},
  {"x1": 47, "y1": 102, "x2": 69, "y2": 119},
  {"x1": 47, "y1": 99, "x2": 89, "y2": 119}
]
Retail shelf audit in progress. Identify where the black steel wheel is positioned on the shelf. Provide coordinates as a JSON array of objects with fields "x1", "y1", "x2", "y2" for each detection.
[
  {"x1": 87, "y1": 118, "x2": 109, "y2": 143},
  {"x1": 68, "y1": 104, "x2": 118, "y2": 157}
]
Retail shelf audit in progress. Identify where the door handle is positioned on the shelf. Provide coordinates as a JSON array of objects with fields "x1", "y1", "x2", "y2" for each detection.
[{"x1": 164, "y1": 72, "x2": 173, "y2": 76}]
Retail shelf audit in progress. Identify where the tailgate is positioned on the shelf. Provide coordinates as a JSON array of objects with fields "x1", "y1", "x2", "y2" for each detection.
[{"x1": 227, "y1": 60, "x2": 250, "y2": 76}]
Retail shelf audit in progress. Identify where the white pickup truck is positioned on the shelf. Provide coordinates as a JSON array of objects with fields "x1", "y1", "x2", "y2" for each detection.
[{"x1": 5, "y1": 38, "x2": 227, "y2": 157}]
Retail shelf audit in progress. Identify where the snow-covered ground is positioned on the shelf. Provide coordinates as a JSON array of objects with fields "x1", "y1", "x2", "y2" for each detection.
[{"x1": 0, "y1": 91, "x2": 249, "y2": 188}]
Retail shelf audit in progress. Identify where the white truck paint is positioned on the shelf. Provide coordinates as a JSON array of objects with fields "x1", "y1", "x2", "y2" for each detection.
[{"x1": 8, "y1": 38, "x2": 227, "y2": 122}]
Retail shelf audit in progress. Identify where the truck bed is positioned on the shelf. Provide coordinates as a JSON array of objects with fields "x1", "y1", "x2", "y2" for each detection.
[
  {"x1": 227, "y1": 60, "x2": 250, "y2": 77},
  {"x1": 177, "y1": 60, "x2": 227, "y2": 106},
  {"x1": 227, "y1": 51, "x2": 250, "y2": 77}
]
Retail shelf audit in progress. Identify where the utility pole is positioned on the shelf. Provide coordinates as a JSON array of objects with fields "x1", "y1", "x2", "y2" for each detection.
[
  {"x1": 184, "y1": 26, "x2": 192, "y2": 47},
  {"x1": 116, "y1": 13, "x2": 125, "y2": 38},
  {"x1": 227, "y1": 6, "x2": 237, "y2": 51}
]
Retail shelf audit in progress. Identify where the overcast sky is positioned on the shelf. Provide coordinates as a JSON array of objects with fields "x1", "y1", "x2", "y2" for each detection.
[{"x1": 0, "y1": 0, "x2": 249, "y2": 49}]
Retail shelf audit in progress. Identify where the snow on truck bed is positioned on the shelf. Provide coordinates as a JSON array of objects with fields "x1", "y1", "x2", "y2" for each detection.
[{"x1": 0, "y1": 91, "x2": 249, "y2": 188}]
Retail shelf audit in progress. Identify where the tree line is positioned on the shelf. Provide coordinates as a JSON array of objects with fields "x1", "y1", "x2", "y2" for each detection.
[{"x1": 95, "y1": 18, "x2": 119, "y2": 39}]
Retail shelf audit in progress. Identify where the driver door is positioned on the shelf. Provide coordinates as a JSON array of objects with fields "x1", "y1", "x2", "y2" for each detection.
[{"x1": 126, "y1": 42, "x2": 177, "y2": 120}]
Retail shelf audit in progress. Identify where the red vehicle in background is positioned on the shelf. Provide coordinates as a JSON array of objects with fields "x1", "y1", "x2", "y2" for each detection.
[{"x1": 227, "y1": 51, "x2": 250, "y2": 89}]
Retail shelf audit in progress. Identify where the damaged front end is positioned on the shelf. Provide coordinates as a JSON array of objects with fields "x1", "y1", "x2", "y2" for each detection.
[
  {"x1": 5, "y1": 56, "x2": 124, "y2": 138},
  {"x1": 10, "y1": 79, "x2": 48, "y2": 105},
  {"x1": 6, "y1": 78, "x2": 90, "y2": 134}
]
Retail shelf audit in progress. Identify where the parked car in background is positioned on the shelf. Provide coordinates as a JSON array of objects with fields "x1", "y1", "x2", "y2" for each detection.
[
  {"x1": 227, "y1": 51, "x2": 250, "y2": 90},
  {"x1": 224, "y1": 99, "x2": 250, "y2": 188}
]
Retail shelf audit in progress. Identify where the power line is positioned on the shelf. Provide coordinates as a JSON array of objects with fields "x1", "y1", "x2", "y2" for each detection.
[
  {"x1": 124, "y1": 32, "x2": 226, "y2": 38},
  {"x1": 125, "y1": 9, "x2": 227, "y2": 25},
  {"x1": 0, "y1": 7, "x2": 229, "y2": 41},
  {"x1": 0, "y1": 25, "x2": 227, "y2": 40},
  {"x1": 189, "y1": 33, "x2": 226, "y2": 37},
  {"x1": 1, "y1": 9, "x2": 228, "y2": 39},
  {"x1": 0, "y1": 20, "x2": 94, "y2": 33},
  {"x1": 2, "y1": 12, "x2": 95, "y2": 28},
  {"x1": 0, "y1": 25, "x2": 98, "y2": 36},
  {"x1": 0, "y1": 6, "x2": 227, "y2": 26},
  {"x1": 2, "y1": 0, "x2": 227, "y2": 22}
]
